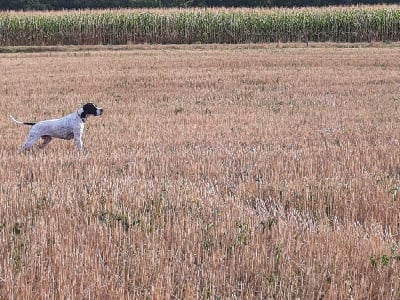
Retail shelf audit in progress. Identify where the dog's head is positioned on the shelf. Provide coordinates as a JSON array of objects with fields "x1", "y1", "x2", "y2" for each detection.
[{"x1": 78, "y1": 103, "x2": 103, "y2": 120}]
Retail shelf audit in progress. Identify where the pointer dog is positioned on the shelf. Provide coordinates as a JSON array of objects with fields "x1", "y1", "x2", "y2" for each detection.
[{"x1": 10, "y1": 103, "x2": 103, "y2": 153}]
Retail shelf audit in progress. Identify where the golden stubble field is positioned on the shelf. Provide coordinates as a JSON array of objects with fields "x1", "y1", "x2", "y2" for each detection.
[{"x1": 1, "y1": 44, "x2": 400, "y2": 298}]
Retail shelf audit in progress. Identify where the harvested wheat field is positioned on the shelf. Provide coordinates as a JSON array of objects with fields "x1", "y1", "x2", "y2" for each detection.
[{"x1": 1, "y1": 44, "x2": 400, "y2": 298}]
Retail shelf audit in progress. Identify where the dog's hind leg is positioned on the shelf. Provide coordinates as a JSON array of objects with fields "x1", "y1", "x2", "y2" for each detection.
[
  {"x1": 39, "y1": 135, "x2": 52, "y2": 149},
  {"x1": 18, "y1": 132, "x2": 42, "y2": 153}
]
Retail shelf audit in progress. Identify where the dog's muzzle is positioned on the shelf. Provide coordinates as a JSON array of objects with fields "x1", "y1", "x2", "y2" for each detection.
[{"x1": 97, "y1": 108, "x2": 104, "y2": 116}]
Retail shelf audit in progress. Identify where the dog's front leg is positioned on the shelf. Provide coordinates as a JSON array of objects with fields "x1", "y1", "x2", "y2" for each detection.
[
  {"x1": 74, "y1": 135, "x2": 83, "y2": 150},
  {"x1": 73, "y1": 127, "x2": 83, "y2": 151}
]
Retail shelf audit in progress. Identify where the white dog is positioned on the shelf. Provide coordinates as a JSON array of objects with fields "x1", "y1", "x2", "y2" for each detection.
[{"x1": 10, "y1": 103, "x2": 103, "y2": 153}]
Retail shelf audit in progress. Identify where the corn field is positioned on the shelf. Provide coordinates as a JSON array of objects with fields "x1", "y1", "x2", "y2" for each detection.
[{"x1": 0, "y1": 6, "x2": 400, "y2": 46}]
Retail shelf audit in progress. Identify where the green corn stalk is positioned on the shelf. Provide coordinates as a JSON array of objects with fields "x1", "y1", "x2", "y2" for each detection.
[{"x1": 0, "y1": 7, "x2": 400, "y2": 46}]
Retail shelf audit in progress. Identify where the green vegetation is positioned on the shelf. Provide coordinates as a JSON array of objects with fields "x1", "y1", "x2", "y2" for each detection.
[
  {"x1": 1, "y1": 6, "x2": 399, "y2": 46},
  {"x1": 1, "y1": 0, "x2": 398, "y2": 11}
]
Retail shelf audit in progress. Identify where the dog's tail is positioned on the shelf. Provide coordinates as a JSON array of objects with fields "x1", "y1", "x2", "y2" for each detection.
[{"x1": 10, "y1": 115, "x2": 36, "y2": 126}]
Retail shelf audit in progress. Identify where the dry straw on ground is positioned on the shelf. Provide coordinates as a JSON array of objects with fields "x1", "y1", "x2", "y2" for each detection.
[{"x1": 1, "y1": 44, "x2": 400, "y2": 298}]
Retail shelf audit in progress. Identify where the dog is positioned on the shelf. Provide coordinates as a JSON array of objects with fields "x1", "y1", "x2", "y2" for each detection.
[{"x1": 10, "y1": 103, "x2": 103, "y2": 153}]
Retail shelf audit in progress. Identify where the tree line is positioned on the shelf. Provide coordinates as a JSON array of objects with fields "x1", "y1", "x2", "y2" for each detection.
[{"x1": 0, "y1": 0, "x2": 397, "y2": 10}]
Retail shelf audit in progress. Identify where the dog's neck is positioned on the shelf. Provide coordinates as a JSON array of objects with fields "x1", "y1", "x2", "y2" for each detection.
[{"x1": 77, "y1": 108, "x2": 86, "y2": 122}]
